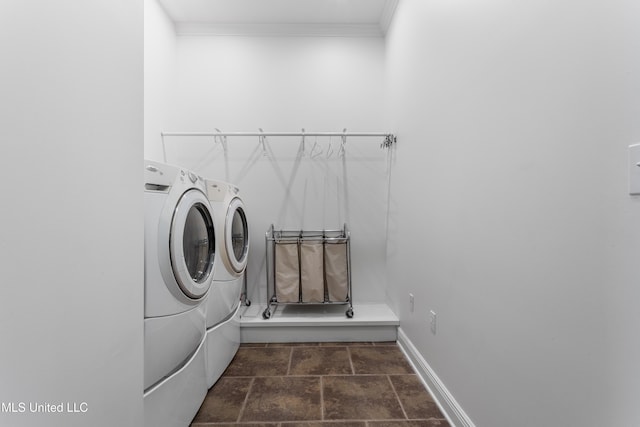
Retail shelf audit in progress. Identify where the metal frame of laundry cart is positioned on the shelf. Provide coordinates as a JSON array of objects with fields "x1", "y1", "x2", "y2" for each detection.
[{"x1": 263, "y1": 224, "x2": 353, "y2": 319}]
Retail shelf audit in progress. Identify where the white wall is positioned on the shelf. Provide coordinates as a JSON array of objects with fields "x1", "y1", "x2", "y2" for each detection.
[
  {"x1": 386, "y1": 0, "x2": 640, "y2": 426},
  {"x1": 0, "y1": 2, "x2": 143, "y2": 426},
  {"x1": 160, "y1": 35, "x2": 389, "y2": 306},
  {"x1": 144, "y1": 0, "x2": 178, "y2": 161}
]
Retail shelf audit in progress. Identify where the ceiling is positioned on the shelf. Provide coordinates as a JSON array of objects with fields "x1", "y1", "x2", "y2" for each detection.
[{"x1": 157, "y1": 0, "x2": 399, "y2": 37}]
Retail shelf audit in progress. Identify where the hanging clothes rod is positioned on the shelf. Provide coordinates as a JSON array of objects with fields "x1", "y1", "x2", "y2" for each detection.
[{"x1": 162, "y1": 131, "x2": 394, "y2": 138}]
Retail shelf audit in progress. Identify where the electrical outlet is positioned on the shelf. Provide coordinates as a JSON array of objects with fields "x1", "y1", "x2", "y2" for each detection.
[
  {"x1": 429, "y1": 310, "x2": 437, "y2": 335},
  {"x1": 409, "y1": 293, "x2": 414, "y2": 313}
]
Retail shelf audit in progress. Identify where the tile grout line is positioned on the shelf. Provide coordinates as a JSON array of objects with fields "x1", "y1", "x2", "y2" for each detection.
[
  {"x1": 386, "y1": 374, "x2": 409, "y2": 420},
  {"x1": 320, "y1": 375, "x2": 325, "y2": 421},
  {"x1": 236, "y1": 377, "x2": 255, "y2": 423},
  {"x1": 192, "y1": 421, "x2": 446, "y2": 426},
  {"x1": 347, "y1": 346, "x2": 355, "y2": 375},
  {"x1": 224, "y1": 373, "x2": 392, "y2": 378},
  {"x1": 286, "y1": 347, "x2": 293, "y2": 376}
]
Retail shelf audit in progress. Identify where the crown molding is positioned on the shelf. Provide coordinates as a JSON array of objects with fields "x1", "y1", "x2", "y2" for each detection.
[{"x1": 176, "y1": 22, "x2": 384, "y2": 38}]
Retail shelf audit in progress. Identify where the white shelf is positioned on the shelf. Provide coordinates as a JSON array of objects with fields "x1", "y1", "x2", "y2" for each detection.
[{"x1": 239, "y1": 303, "x2": 399, "y2": 343}]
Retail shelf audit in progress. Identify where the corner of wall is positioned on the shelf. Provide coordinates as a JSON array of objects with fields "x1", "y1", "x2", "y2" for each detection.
[{"x1": 144, "y1": 0, "x2": 178, "y2": 162}]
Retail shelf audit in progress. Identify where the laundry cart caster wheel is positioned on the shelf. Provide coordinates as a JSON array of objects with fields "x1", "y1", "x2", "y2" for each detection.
[
  {"x1": 346, "y1": 308, "x2": 354, "y2": 318},
  {"x1": 270, "y1": 296, "x2": 277, "y2": 303},
  {"x1": 262, "y1": 309, "x2": 271, "y2": 319},
  {"x1": 245, "y1": 299, "x2": 252, "y2": 307}
]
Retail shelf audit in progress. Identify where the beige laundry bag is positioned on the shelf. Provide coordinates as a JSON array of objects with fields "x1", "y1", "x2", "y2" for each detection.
[
  {"x1": 300, "y1": 242, "x2": 324, "y2": 303},
  {"x1": 275, "y1": 242, "x2": 299, "y2": 303},
  {"x1": 324, "y1": 242, "x2": 349, "y2": 302}
]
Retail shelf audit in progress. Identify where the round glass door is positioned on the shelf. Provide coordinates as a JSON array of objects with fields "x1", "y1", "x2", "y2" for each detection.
[
  {"x1": 226, "y1": 197, "x2": 249, "y2": 273},
  {"x1": 170, "y1": 189, "x2": 215, "y2": 298},
  {"x1": 183, "y1": 204, "x2": 215, "y2": 283}
]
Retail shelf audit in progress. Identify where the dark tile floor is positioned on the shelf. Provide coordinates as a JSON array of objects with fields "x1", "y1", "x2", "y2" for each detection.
[{"x1": 191, "y1": 342, "x2": 450, "y2": 427}]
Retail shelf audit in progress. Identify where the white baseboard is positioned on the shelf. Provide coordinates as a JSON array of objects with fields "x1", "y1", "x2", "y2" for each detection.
[{"x1": 397, "y1": 328, "x2": 476, "y2": 427}]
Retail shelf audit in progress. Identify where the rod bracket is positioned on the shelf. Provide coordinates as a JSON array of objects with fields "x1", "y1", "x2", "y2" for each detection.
[{"x1": 381, "y1": 134, "x2": 397, "y2": 149}]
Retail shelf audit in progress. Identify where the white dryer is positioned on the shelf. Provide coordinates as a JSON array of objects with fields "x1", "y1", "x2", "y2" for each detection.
[
  {"x1": 204, "y1": 179, "x2": 249, "y2": 387},
  {"x1": 205, "y1": 180, "x2": 249, "y2": 326},
  {"x1": 143, "y1": 160, "x2": 215, "y2": 427}
]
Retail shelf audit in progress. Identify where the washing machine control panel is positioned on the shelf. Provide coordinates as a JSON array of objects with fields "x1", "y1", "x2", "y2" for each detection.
[
  {"x1": 179, "y1": 169, "x2": 199, "y2": 183},
  {"x1": 205, "y1": 181, "x2": 226, "y2": 202}
]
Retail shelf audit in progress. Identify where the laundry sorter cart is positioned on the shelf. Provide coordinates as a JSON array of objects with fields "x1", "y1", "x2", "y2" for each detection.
[{"x1": 263, "y1": 224, "x2": 353, "y2": 319}]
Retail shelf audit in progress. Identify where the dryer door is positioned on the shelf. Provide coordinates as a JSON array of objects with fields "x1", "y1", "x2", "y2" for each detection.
[
  {"x1": 225, "y1": 197, "x2": 249, "y2": 274},
  {"x1": 170, "y1": 189, "x2": 215, "y2": 298}
]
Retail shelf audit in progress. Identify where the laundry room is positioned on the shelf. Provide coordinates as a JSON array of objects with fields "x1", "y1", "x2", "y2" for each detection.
[
  {"x1": 145, "y1": 0, "x2": 393, "y2": 313},
  {"x1": 2, "y1": 1, "x2": 640, "y2": 427}
]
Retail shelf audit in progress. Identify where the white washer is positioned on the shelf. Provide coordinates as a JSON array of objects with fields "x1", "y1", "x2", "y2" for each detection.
[
  {"x1": 143, "y1": 160, "x2": 215, "y2": 427},
  {"x1": 204, "y1": 179, "x2": 249, "y2": 387}
]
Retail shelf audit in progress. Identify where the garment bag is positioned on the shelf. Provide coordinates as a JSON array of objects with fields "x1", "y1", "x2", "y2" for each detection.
[
  {"x1": 275, "y1": 241, "x2": 299, "y2": 303},
  {"x1": 324, "y1": 242, "x2": 349, "y2": 302},
  {"x1": 300, "y1": 242, "x2": 324, "y2": 303}
]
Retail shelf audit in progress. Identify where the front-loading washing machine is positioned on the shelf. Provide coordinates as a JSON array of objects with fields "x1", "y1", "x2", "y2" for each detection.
[
  {"x1": 143, "y1": 160, "x2": 215, "y2": 427},
  {"x1": 203, "y1": 179, "x2": 250, "y2": 387}
]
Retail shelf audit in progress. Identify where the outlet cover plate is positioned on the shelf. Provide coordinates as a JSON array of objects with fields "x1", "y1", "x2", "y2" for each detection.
[
  {"x1": 429, "y1": 310, "x2": 437, "y2": 334},
  {"x1": 629, "y1": 144, "x2": 640, "y2": 195}
]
